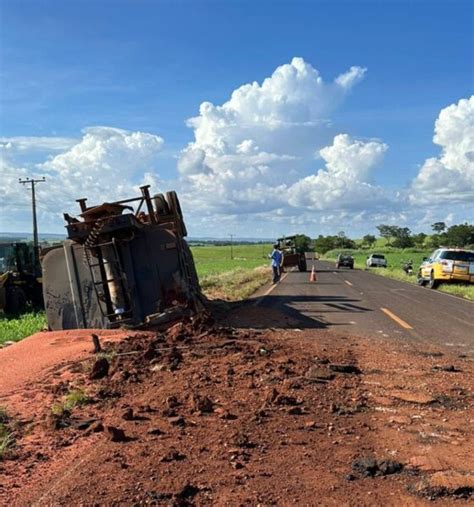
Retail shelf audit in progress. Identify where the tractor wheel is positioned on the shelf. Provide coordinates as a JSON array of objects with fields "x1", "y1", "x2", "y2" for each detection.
[
  {"x1": 298, "y1": 257, "x2": 307, "y2": 272},
  {"x1": 165, "y1": 191, "x2": 187, "y2": 237},
  {"x1": 5, "y1": 286, "x2": 27, "y2": 314}
]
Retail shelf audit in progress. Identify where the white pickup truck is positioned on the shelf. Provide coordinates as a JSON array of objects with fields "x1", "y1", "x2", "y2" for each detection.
[{"x1": 366, "y1": 253, "x2": 388, "y2": 268}]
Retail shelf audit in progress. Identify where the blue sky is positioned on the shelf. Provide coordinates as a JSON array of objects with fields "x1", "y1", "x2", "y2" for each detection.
[{"x1": 1, "y1": 0, "x2": 473, "y2": 237}]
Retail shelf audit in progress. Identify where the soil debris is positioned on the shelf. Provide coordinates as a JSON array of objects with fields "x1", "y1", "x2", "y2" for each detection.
[
  {"x1": 89, "y1": 357, "x2": 110, "y2": 380},
  {"x1": 352, "y1": 456, "x2": 404, "y2": 477}
]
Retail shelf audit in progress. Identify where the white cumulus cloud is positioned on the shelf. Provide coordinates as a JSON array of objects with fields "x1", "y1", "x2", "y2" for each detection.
[
  {"x1": 0, "y1": 127, "x2": 164, "y2": 231},
  {"x1": 288, "y1": 134, "x2": 388, "y2": 210},
  {"x1": 178, "y1": 57, "x2": 367, "y2": 215},
  {"x1": 410, "y1": 96, "x2": 474, "y2": 203}
]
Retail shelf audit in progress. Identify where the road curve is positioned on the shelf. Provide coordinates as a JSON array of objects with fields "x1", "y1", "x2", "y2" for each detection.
[{"x1": 253, "y1": 259, "x2": 474, "y2": 355}]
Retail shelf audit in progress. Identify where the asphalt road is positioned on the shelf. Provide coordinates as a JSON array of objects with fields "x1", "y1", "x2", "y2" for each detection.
[{"x1": 255, "y1": 259, "x2": 474, "y2": 354}]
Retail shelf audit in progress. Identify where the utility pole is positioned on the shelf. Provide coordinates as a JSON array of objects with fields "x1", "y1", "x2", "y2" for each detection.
[
  {"x1": 230, "y1": 234, "x2": 234, "y2": 260},
  {"x1": 19, "y1": 176, "x2": 46, "y2": 270}
]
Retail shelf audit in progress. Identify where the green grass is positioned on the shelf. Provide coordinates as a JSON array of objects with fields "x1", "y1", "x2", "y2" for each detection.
[
  {"x1": 191, "y1": 244, "x2": 273, "y2": 301},
  {"x1": 51, "y1": 389, "x2": 91, "y2": 416},
  {"x1": 0, "y1": 407, "x2": 14, "y2": 459},
  {"x1": 323, "y1": 248, "x2": 474, "y2": 300},
  {"x1": 190, "y1": 243, "x2": 272, "y2": 277},
  {"x1": 0, "y1": 311, "x2": 46, "y2": 345},
  {"x1": 199, "y1": 266, "x2": 271, "y2": 301}
]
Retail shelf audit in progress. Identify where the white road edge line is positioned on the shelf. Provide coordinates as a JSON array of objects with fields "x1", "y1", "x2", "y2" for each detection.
[{"x1": 344, "y1": 280, "x2": 353, "y2": 286}]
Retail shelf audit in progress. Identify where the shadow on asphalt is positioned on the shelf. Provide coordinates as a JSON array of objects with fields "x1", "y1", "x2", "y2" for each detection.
[{"x1": 219, "y1": 295, "x2": 372, "y2": 330}]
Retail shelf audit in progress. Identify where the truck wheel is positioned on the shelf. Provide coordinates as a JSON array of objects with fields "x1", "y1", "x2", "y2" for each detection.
[
  {"x1": 165, "y1": 191, "x2": 187, "y2": 237},
  {"x1": 427, "y1": 271, "x2": 439, "y2": 289},
  {"x1": 5, "y1": 286, "x2": 26, "y2": 314}
]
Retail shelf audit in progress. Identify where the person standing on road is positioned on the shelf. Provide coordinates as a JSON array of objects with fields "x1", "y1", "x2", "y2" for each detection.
[{"x1": 269, "y1": 244, "x2": 283, "y2": 284}]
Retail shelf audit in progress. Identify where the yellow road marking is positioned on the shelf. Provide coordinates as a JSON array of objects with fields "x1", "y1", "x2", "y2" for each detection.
[
  {"x1": 263, "y1": 273, "x2": 289, "y2": 296},
  {"x1": 344, "y1": 280, "x2": 353, "y2": 286},
  {"x1": 252, "y1": 272, "x2": 289, "y2": 306},
  {"x1": 380, "y1": 307, "x2": 413, "y2": 330}
]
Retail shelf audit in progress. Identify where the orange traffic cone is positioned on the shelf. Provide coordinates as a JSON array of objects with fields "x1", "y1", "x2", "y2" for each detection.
[{"x1": 310, "y1": 265, "x2": 317, "y2": 282}]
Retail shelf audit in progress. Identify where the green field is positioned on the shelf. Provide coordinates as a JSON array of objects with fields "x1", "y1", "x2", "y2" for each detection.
[
  {"x1": 0, "y1": 243, "x2": 273, "y2": 344},
  {"x1": 190, "y1": 243, "x2": 272, "y2": 276},
  {"x1": 323, "y1": 248, "x2": 474, "y2": 300}
]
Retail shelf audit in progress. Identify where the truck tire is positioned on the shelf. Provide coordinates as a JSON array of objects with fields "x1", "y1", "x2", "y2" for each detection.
[{"x1": 165, "y1": 191, "x2": 187, "y2": 237}]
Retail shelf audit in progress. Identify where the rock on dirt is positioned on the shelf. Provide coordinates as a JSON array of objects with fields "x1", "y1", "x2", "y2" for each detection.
[{"x1": 352, "y1": 456, "x2": 404, "y2": 477}]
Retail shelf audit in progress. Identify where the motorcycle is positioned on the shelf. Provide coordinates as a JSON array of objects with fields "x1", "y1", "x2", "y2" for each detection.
[{"x1": 401, "y1": 260, "x2": 414, "y2": 276}]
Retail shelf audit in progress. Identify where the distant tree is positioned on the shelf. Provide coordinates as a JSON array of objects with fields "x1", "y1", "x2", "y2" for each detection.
[
  {"x1": 376, "y1": 224, "x2": 398, "y2": 246},
  {"x1": 293, "y1": 234, "x2": 313, "y2": 253},
  {"x1": 412, "y1": 232, "x2": 427, "y2": 248},
  {"x1": 362, "y1": 234, "x2": 376, "y2": 248},
  {"x1": 313, "y1": 234, "x2": 355, "y2": 254},
  {"x1": 443, "y1": 223, "x2": 474, "y2": 247},
  {"x1": 427, "y1": 234, "x2": 441, "y2": 249},
  {"x1": 391, "y1": 226, "x2": 413, "y2": 248},
  {"x1": 431, "y1": 222, "x2": 447, "y2": 233},
  {"x1": 313, "y1": 235, "x2": 337, "y2": 254}
]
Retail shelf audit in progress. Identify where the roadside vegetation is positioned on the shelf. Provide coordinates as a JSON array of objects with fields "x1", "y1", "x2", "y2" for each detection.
[
  {"x1": 192, "y1": 243, "x2": 272, "y2": 301},
  {"x1": 0, "y1": 406, "x2": 15, "y2": 460},
  {"x1": 51, "y1": 389, "x2": 91, "y2": 417},
  {"x1": 323, "y1": 249, "x2": 474, "y2": 300},
  {"x1": 0, "y1": 311, "x2": 46, "y2": 346}
]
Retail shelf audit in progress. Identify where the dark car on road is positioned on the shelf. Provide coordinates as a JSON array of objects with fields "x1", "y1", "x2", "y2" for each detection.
[{"x1": 335, "y1": 253, "x2": 354, "y2": 269}]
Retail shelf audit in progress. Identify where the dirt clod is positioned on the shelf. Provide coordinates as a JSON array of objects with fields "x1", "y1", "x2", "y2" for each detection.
[
  {"x1": 89, "y1": 357, "x2": 110, "y2": 380},
  {"x1": 107, "y1": 426, "x2": 128, "y2": 442},
  {"x1": 329, "y1": 364, "x2": 361, "y2": 374},
  {"x1": 122, "y1": 408, "x2": 134, "y2": 420},
  {"x1": 352, "y1": 456, "x2": 404, "y2": 477},
  {"x1": 193, "y1": 394, "x2": 214, "y2": 414},
  {"x1": 168, "y1": 415, "x2": 185, "y2": 427}
]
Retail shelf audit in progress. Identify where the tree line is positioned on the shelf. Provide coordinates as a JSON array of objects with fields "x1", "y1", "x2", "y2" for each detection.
[{"x1": 311, "y1": 222, "x2": 474, "y2": 254}]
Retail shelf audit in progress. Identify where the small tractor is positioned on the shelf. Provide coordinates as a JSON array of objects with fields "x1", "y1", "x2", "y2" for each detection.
[
  {"x1": 277, "y1": 235, "x2": 308, "y2": 272},
  {"x1": 41, "y1": 185, "x2": 203, "y2": 330},
  {"x1": 0, "y1": 242, "x2": 44, "y2": 314}
]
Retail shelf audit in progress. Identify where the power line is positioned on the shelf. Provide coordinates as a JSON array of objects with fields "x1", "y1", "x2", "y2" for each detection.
[{"x1": 19, "y1": 176, "x2": 46, "y2": 270}]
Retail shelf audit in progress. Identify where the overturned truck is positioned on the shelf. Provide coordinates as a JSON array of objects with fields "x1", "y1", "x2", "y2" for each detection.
[{"x1": 41, "y1": 186, "x2": 202, "y2": 330}]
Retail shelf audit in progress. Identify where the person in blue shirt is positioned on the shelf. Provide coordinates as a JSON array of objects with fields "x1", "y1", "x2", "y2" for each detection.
[{"x1": 269, "y1": 244, "x2": 283, "y2": 284}]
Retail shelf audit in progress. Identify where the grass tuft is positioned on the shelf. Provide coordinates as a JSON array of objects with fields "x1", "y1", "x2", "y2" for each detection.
[
  {"x1": 0, "y1": 407, "x2": 15, "y2": 459},
  {"x1": 51, "y1": 389, "x2": 91, "y2": 417}
]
